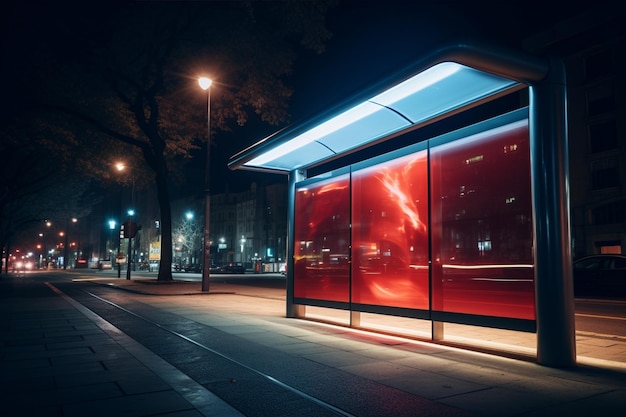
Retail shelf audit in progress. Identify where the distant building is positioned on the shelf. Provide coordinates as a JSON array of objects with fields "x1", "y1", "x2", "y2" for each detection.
[
  {"x1": 524, "y1": 10, "x2": 626, "y2": 257},
  {"x1": 212, "y1": 182, "x2": 287, "y2": 269}
]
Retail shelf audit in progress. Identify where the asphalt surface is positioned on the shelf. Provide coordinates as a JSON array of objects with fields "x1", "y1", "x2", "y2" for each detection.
[{"x1": 1, "y1": 269, "x2": 625, "y2": 416}]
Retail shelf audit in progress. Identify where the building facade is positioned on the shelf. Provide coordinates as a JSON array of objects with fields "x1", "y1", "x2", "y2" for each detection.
[
  {"x1": 565, "y1": 40, "x2": 626, "y2": 257},
  {"x1": 213, "y1": 182, "x2": 288, "y2": 270},
  {"x1": 519, "y1": 10, "x2": 626, "y2": 259}
]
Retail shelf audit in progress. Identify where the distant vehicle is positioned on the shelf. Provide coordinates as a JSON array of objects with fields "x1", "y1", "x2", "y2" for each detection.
[
  {"x1": 279, "y1": 263, "x2": 286, "y2": 275},
  {"x1": 99, "y1": 260, "x2": 113, "y2": 270},
  {"x1": 215, "y1": 263, "x2": 246, "y2": 274},
  {"x1": 14, "y1": 260, "x2": 33, "y2": 271},
  {"x1": 573, "y1": 254, "x2": 626, "y2": 297},
  {"x1": 75, "y1": 258, "x2": 88, "y2": 268},
  {"x1": 173, "y1": 263, "x2": 202, "y2": 273},
  {"x1": 182, "y1": 264, "x2": 202, "y2": 273}
]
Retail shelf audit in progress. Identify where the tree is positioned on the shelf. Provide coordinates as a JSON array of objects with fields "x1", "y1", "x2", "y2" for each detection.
[
  {"x1": 6, "y1": 1, "x2": 336, "y2": 281},
  {"x1": 173, "y1": 212, "x2": 202, "y2": 267},
  {"x1": 0, "y1": 126, "x2": 97, "y2": 273}
]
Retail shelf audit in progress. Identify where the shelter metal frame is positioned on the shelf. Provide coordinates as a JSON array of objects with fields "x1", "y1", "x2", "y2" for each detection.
[{"x1": 229, "y1": 41, "x2": 574, "y2": 367}]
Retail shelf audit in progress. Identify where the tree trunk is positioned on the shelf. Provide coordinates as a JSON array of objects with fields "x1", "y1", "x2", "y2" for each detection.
[{"x1": 155, "y1": 165, "x2": 173, "y2": 282}]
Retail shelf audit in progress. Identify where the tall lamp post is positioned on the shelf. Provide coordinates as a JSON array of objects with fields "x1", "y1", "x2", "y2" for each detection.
[
  {"x1": 108, "y1": 219, "x2": 117, "y2": 269},
  {"x1": 185, "y1": 211, "x2": 194, "y2": 265},
  {"x1": 63, "y1": 217, "x2": 77, "y2": 270},
  {"x1": 126, "y1": 209, "x2": 136, "y2": 280},
  {"x1": 115, "y1": 162, "x2": 138, "y2": 280},
  {"x1": 199, "y1": 76, "x2": 212, "y2": 292}
]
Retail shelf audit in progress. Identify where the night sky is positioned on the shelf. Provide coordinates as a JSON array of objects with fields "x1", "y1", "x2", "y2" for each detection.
[
  {"x1": 214, "y1": 0, "x2": 579, "y2": 191},
  {"x1": 2, "y1": 1, "x2": 603, "y2": 195}
]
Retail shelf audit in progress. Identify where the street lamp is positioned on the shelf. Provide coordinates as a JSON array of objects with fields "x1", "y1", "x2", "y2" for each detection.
[
  {"x1": 108, "y1": 219, "x2": 117, "y2": 267},
  {"x1": 219, "y1": 237, "x2": 225, "y2": 263},
  {"x1": 115, "y1": 162, "x2": 135, "y2": 205},
  {"x1": 126, "y1": 209, "x2": 135, "y2": 280},
  {"x1": 115, "y1": 162, "x2": 139, "y2": 279},
  {"x1": 184, "y1": 211, "x2": 194, "y2": 265},
  {"x1": 240, "y1": 236, "x2": 246, "y2": 264},
  {"x1": 199, "y1": 76, "x2": 212, "y2": 292},
  {"x1": 63, "y1": 217, "x2": 77, "y2": 270},
  {"x1": 44, "y1": 221, "x2": 53, "y2": 268}
]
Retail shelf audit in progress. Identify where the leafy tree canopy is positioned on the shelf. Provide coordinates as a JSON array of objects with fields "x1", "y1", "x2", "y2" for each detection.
[{"x1": 2, "y1": 1, "x2": 337, "y2": 280}]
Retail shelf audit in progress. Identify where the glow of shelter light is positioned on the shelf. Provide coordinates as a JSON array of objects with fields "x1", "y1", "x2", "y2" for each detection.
[
  {"x1": 247, "y1": 63, "x2": 463, "y2": 167},
  {"x1": 249, "y1": 101, "x2": 383, "y2": 166},
  {"x1": 371, "y1": 62, "x2": 461, "y2": 107}
]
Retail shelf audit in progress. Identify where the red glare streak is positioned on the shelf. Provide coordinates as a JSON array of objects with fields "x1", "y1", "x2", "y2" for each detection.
[{"x1": 376, "y1": 161, "x2": 427, "y2": 233}]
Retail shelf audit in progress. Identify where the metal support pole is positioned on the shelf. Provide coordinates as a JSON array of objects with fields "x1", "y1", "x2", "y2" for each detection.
[
  {"x1": 117, "y1": 224, "x2": 121, "y2": 278},
  {"x1": 530, "y1": 56, "x2": 576, "y2": 367},
  {"x1": 202, "y1": 85, "x2": 211, "y2": 292},
  {"x1": 286, "y1": 169, "x2": 305, "y2": 318},
  {"x1": 63, "y1": 219, "x2": 69, "y2": 270},
  {"x1": 126, "y1": 237, "x2": 132, "y2": 280}
]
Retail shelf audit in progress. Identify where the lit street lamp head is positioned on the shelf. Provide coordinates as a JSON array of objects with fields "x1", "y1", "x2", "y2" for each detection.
[
  {"x1": 198, "y1": 75, "x2": 213, "y2": 292},
  {"x1": 198, "y1": 77, "x2": 212, "y2": 90}
]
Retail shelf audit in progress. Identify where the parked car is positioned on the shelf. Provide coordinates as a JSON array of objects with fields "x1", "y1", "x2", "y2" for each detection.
[
  {"x1": 573, "y1": 254, "x2": 626, "y2": 297},
  {"x1": 182, "y1": 264, "x2": 202, "y2": 273},
  {"x1": 173, "y1": 263, "x2": 202, "y2": 273},
  {"x1": 215, "y1": 263, "x2": 246, "y2": 274}
]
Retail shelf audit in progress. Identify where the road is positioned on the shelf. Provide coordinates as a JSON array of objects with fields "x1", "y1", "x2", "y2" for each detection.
[
  {"x1": 4, "y1": 270, "x2": 472, "y2": 417},
  {"x1": 10, "y1": 268, "x2": 626, "y2": 349},
  {"x1": 575, "y1": 298, "x2": 626, "y2": 338}
]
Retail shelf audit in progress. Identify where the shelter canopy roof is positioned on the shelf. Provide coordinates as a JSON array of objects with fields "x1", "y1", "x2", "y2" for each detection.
[{"x1": 228, "y1": 43, "x2": 547, "y2": 174}]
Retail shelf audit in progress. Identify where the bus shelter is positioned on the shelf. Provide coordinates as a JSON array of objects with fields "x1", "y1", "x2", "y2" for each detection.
[{"x1": 228, "y1": 41, "x2": 574, "y2": 367}]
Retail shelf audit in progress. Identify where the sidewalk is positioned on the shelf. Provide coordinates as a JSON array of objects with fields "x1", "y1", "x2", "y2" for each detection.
[
  {"x1": 80, "y1": 272, "x2": 626, "y2": 367},
  {"x1": 1, "y1": 272, "x2": 625, "y2": 416}
]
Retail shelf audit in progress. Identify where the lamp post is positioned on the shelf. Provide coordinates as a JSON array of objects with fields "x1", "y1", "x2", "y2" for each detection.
[
  {"x1": 108, "y1": 219, "x2": 117, "y2": 268},
  {"x1": 37, "y1": 234, "x2": 43, "y2": 268},
  {"x1": 219, "y1": 237, "x2": 225, "y2": 264},
  {"x1": 45, "y1": 220, "x2": 52, "y2": 268},
  {"x1": 240, "y1": 235, "x2": 246, "y2": 265},
  {"x1": 63, "y1": 217, "x2": 77, "y2": 270},
  {"x1": 115, "y1": 162, "x2": 138, "y2": 279},
  {"x1": 199, "y1": 76, "x2": 212, "y2": 292},
  {"x1": 126, "y1": 209, "x2": 135, "y2": 280},
  {"x1": 185, "y1": 211, "x2": 193, "y2": 265}
]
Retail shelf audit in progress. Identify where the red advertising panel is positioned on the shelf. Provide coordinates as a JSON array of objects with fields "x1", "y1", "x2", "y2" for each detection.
[
  {"x1": 294, "y1": 175, "x2": 351, "y2": 302},
  {"x1": 351, "y1": 151, "x2": 430, "y2": 309},
  {"x1": 430, "y1": 119, "x2": 535, "y2": 320}
]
